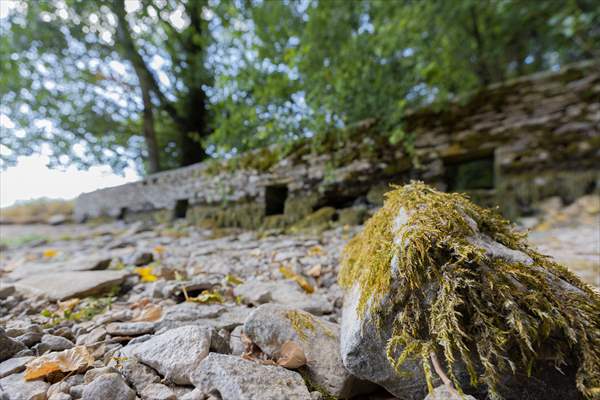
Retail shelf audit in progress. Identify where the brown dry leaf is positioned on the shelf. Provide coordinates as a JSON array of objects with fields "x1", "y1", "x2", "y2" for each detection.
[
  {"x1": 279, "y1": 265, "x2": 315, "y2": 294},
  {"x1": 276, "y1": 340, "x2": 307, "y2": 369},
  {"x1": 130, "y1": 298, "x2": 151, "y2": 309},
  {"x1": 306, "y1": 264, "x2": 322, "y2": 278},
  {"x1": 131, "y1": 304, "x2": 162, "y2": 322},
  {"x1": 24, "y1": 346, "x2": 94, "y2": 381}
]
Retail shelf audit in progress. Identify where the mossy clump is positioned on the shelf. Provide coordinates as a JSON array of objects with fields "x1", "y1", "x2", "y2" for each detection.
[
  {"x1": 286, "y1": 310, "x2": 317, "y2": 342},
  {"x1": 288, "y1": 207, "x2": 337, "y2": 233},
  {"x1": 338, "y1": 181, "x2": 600, "y2": 398},
  {"x1": 286, "y1": 310, "x2": 334, "y2": 342},
  {"x1": 299, "y1": 367, "x2": 338, "y2": 400}
]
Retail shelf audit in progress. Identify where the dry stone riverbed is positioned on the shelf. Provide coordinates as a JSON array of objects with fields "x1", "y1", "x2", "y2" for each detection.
[{"x1": 0, "y1": 195, "x2": 598, "y2": 400}]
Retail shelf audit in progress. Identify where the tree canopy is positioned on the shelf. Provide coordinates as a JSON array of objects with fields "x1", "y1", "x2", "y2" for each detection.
[{"x1": 1, "y1": 0, "x2": 598, "y2": 175}]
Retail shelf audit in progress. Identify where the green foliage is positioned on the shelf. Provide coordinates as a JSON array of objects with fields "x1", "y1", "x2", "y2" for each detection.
[
  {"x1": 40, "y1": 286, "x2": 120, "y2": 328},
  {"x1": 210, "y1": 0, "x2": 599, "y2": 155},
  {"x1": 339, "y1": 182, "x2": 600, "y2": 398},
  {"x1": 0, "y1": 0, "x2": 211, "y2": 173},
  {"x1": 0, "y1": 234, "x2": 48, "y2": 248},
  {"x1": 1, "y1": 0, "x2": 598, "y2": 173}
]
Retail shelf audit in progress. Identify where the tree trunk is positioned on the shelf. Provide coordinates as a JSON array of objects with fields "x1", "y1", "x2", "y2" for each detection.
[
  {"x1": 113, "y1": 0, "x2": 209, "y2": 170},
  {"x1": 469, "y1": 5, "x2": 492, "y2": 85},
  {"x1": 141, "y1": 88, "x2": 160, "y2": 173},
  {"x1": 178, "y1": 0, "x2": 209, "y2": 167},
  {"x1": 113, "y1": 0, "x2": 163, "y2": 174},
  {"x1": 179, "y1": 89, "x2": 208, "y2": 166}
]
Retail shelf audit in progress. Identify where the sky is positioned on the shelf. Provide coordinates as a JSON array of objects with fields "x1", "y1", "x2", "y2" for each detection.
[
  {"x1": 0, "y1": 154, "x2": 139, "y2": 207},
  {"x1": 0, "y1": 0, "x2": 142, "y2": 208}
]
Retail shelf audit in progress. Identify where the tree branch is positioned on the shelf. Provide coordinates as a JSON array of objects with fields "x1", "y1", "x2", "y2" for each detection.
[{"x1": 112, "y1": 0, "x2": 183, "y2": 127}]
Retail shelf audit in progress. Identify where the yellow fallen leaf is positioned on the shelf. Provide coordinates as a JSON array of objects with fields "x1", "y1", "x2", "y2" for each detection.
[
  {"x1": 25, "y1": 346, "x2": 94, "y2": 381},
  {"x1": 131, "y1": 304, "x2": 162, "y2": 322},
  {"x1": 135, "y1": 266, "x2": 158, "y2": 282},
  {"x1": 43, "y1": 249, "x2": 58, "y2": 258},
  {"x1": 58, "y1": 298, "x2": 80, "y2": 312},
  {"x1": 111, "y1": 356, "x2": 129, "y2": 369},
  {"x1": 307, "y1": 245, "x2": 323, "y2": 256},
  {"x1": 277, "y1": 340, "x2": 307, "y2": 369},
  {"x1": 224, "y1": 274, "x2": 244, "y2": 286},
  {"x1": 153, "y1": 245, "x2": 166, "y2": 256},
  {"x1": 182, "y1": 286, "x2": 223, "y2": 304},
  {"x1": 279, "y1": 265, "x2": 315, "y2": 294}
]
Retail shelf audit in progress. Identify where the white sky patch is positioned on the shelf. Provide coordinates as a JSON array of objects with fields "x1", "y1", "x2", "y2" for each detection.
[
  {"x1": 0, "y1": 154, "x2": 139, "y2": 207},
  {"x1": 169, "y1": 5, "x2": 189, "y2": 31},
  {"x1": 0, "y1": 0, "x2": 20, "y2": 19},
  {"x1": 124, "y1": 0, "x2": 142, "y2": 14},
  {"x1": 0, "y1": 114, "x2": 15, "y2": 129},
  {"x1": 109, "y1": 60, "x2": 127, "y2": 75}
]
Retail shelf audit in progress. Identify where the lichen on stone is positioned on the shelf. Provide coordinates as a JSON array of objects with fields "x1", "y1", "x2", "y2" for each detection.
[{"x1": 338, "y1": 181, "x2": 600, "y2": 398}]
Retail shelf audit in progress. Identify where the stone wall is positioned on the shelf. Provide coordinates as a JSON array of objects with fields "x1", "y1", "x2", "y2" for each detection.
[{"x1": 75, "y1": 60, "x2": 600, "y2": 226}]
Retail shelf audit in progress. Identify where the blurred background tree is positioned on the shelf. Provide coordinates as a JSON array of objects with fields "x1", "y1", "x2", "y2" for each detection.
[{"x1": 1, "y1": 0, "x2": 598, "y2": 175}]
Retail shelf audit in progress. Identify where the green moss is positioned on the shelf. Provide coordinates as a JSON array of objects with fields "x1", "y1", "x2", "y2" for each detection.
[
  {"x1": 366, "y1": 184, "x2": 390, "y2": 206},
  {"x1": 497, "y1": 170, "x2": 599, "y2": 218},
  {"x1": 187, "y1": 203, "x2": 264, "y2": 229},
  {"x1": 41, "y1": 285, "x2": 120, "y2": 328},
  {"x1": 338, "y1": 181, "x2": 600, "y2": 398},
  {"x1": 286, "y1": 310, "x2": 335, "y2": 342},
  {"x1": 337, "y1": 207, "x2": 368, "y2": 226},
  {"x1": 299, "y1": 368, "x2": 338, "y2": 400},
  {"x1": 283, "y1": 194, "x2": 319, "y2": 222},
  {"x1": 288, "y1": 207, "x2": 336, "y2": 233},
  {"x1": 287, "y1": 310, "x2": 317, "y2": 342}
]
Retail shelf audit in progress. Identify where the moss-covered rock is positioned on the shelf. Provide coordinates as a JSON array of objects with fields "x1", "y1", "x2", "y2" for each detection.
[
  {"x1": 337, "y1": 207, "x2": 368, "y2": 226},
  {"x1": 338, "y1": 182, "x2": 599, "y2": 400},
  {"x1": 288, "y1": 207, "x2": 337, "y2": 233}
]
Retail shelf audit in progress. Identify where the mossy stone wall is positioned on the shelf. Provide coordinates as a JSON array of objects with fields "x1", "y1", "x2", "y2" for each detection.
[{"x1": 74, "y1": 60, "x2": 599, "y2": 225}]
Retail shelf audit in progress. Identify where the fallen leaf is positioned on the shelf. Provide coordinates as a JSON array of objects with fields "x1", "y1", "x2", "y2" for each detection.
[
  {"x1": 174, "y1": 271, "x2": 186, "y2": 281},
  {"x1": 307, "y1": 245, "x2": 323, "y2": 256},
  {"x1": 277, "y1": 340, "x2": 307, "y2": 369},
  {"x1": 57, "y1": 298, "x2": 80, "y2": 312},
  {"x1": 306, "y1": 264, "x2": 322, "y2": 278},
  {"x1": 111, "y1": 356, "x2": 128, "y2": 370},
  {"x1": 224, "y1": 274, "x2": 244, "y2": 286},
  {"x1": 131, "y1": 304, "x2": 162, "y2": 322},
  {"x1": 135, "y1": 266, "x2": 158, "y2": 282},
  {"x1": 182, "y1": 286, "x2": 223, "y2": 304},
  {"x1": 43, "y1": 249, "x2": 58, "y2": 258},
  {"x1": 24, "y1": 346, "x2": 94, "y2": 381},
  {"x1": 153, "y1": 245, "x2": 166, "y2": 256},
  {"x1": 279, "y1": 265, "x2": 315, "y2": 294},
  {"x1": 130, "y1": 298, "x2": 151, "y2": 309}
]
